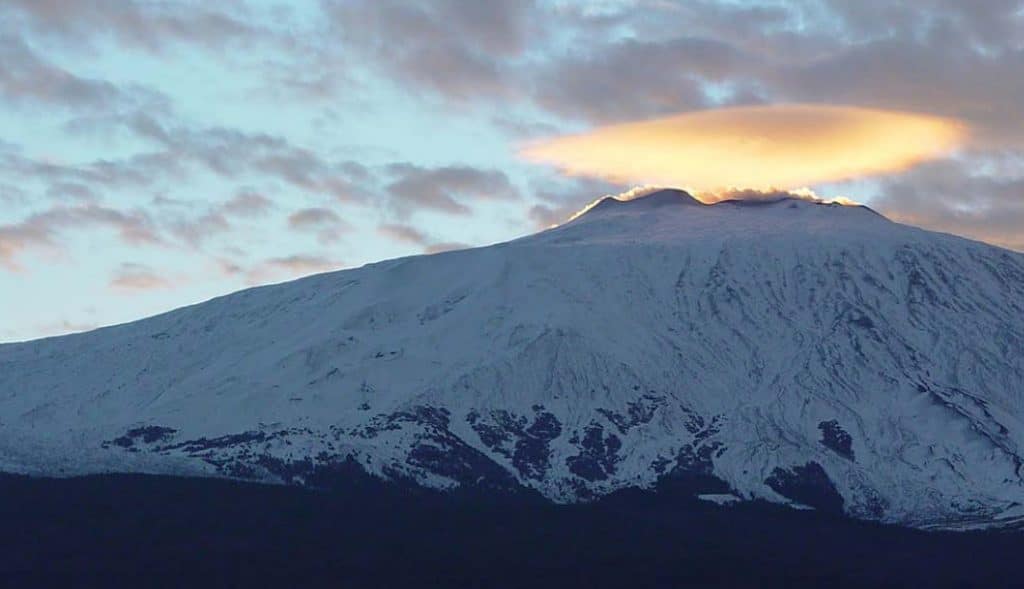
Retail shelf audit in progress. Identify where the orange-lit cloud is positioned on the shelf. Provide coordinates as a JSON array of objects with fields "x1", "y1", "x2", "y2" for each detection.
[{"x1": 520, "y1": 104, "x2": 968, "y2": 194}]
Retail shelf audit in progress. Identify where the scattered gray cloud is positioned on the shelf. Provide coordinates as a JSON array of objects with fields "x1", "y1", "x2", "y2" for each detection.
[
  {"x1": 377, "y1": 222, "x2": 474, "y2": 254},
  {"x1": 287, "y1": 207, "x2": 342, "y2": 229},
  {"x1": 288, "y1": 207, "x2": 347, "y2": 244},
  {"x1": 871, "y1": 155, "x2": 1024, "y2": 252},
  {"x1": 0, "y1": 34, "x2": 119, "y2": 110},
  {"x1": 45, "y1": 181, "x2": 99, "y2": 201},
  {"x1": 531, "y1": 36, "x2": 746, "y2": 123},
  {"x1": 526, "y1": 177, "x2": 625, "y2": 228},
  {"x1": 241, "y1": 254, "x2": 341, "y2": 285},
  {"x1": 220, "y1": 190, "x2": 274, "y2": 218},
  {"x1": 377, "y1": 222, "x2": 429, "y2": 246},
  {"x1": 169, "y1": 211, "x2": 231, "y2": 246},
  {"x1": 129, "y1": 115, "x2": 371, "y2": 201},
  {"x1": 0, "y1": 204, "x2": 161, "y2": 270},
  {"x1": 0, "y1": 182, "x2": 27, "y2": 205},
  {"x1": 0, "y1": 147, "x2": 185, "y2": 193},
  {"x1": 385, "y1": 163, "x2": 520, "y2": 216},
  {"x1": 0, "y1": 33, "x2": 171, "y2": 120},
  {"x1": 109, "y1": 262, "x2": 172, "y2": 291},
  {"x1": 2, "y1": 0, "x2": 268, "y2": 53},
  {"x1": 322, "y1": 0, "x2": 540, "y2": 100},
  {"x1": 424, "y1": 241, "x2": 470, "y2": 254}
]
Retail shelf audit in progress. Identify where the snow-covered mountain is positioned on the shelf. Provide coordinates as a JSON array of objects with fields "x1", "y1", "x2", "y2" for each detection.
[{"x1": 3, "y1": 189, "x2": 1024, "y2": 529}]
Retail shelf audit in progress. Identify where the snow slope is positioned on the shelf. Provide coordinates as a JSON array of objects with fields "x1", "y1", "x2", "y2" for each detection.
[{"x1": 2, "y1": 189, "x2": 1024, "y2": 529}]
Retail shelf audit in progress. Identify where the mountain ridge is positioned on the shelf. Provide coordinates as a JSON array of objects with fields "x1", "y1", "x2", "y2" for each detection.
[{"x1": 2, "y1": 189, "x2": 1024, "y2": 530}]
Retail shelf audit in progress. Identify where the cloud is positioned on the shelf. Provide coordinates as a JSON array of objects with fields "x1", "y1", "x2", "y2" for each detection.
[
  {"x1": 0, "y1": 204, "x2": 161, "y2": 270},
  {"x1": 45, "y1": 182, "x2": 99, "y2": 201},
  {"x1": 288, "y1": 207, "x2": 342, "y2": 229},
  {"x1": 2, "y1": 0, "x2": 267, "y2": 53},
  {"x1": 526, "y1": 177, "x2": 626, "y2": 228},
  {"x1": 0, "y1": 34, "x2": 171, "y2": 119},
  {"x1": 377, "y1": 222, "x2": 474, "y2": 254},
  {"x1": 241, "y1": 254, "x2": 341, "y2": 285},
  {"x1": 322, "y1": 0, "x2": 538, "y2": 100},
  {"x1": 169, "y1": 211, "x2": 230, "y2": 246},
  {"x1": 0, "y1": 35, "x2": 119, "y2": 110},
  {"x1": 288, "y1": 207, "x2": 347, "y2": 244},
  {"x1": 774, "y1": 38, "x2": 1024, "y2": 147},
  {"x1": 531, "y1": 36, "x2": 747, "y2": 123},
  {"x1": 869, "y1": 155, "x2": 1024, "y2": 252},
  {"x1": 0, "y1": 182, "x2": 27, "y2": 205},
  {"x1": 0, "y1": 116, "x2": 371, "y2": 211},
  {"x1": 485, "y1": 0, "x2": 1024, "y2": 169},
  {"x1": 0, "y1": 147, "x2": 184, "y2": 193},
  {"x1": 220, "y1": 191, "x2": 273, "y2": 218},
  {"x1": 109, "y1": 262, "x2": 172, "y2": 292},
  {"x1": 424, "y1": 241, "x2": 469, "y2": 254},
  {"x1": 377, "y1": 222, "x2": 429, "y2": 246},
  {"x1": 2, "y1": 0, "x2": 1022, "y2": 341},
  {"x1": 696, "y1": 186, "x2": 853, "y2": 205},
  {"x1": 129, "y1": 116, "x2": 371, "y2": 201},
  {"x1": 385, "y1": 163, "x2": 520, "y2": 216},
  {"x1": 521, "y1": 104, "x2": 966, "y2": 193}
]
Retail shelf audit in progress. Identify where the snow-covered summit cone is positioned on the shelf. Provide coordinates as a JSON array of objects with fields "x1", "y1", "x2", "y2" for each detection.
[{"x1": 2, "y1": 189, "x2": 1024, "y2": 529}]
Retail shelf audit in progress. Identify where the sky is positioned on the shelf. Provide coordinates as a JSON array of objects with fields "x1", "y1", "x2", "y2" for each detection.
[{"x1": 1, "y1": 0, "x2": 1023, "y2": 342}]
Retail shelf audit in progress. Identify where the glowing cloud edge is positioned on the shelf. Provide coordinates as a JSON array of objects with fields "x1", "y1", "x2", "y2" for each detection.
[{"x1": 520, "y1": 104, "x2": 968, "y2": 194}]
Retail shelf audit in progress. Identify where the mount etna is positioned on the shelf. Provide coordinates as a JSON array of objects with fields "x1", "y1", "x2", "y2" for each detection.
[{"x1": 3, "y1": 189, "x2": 1023, "y2": 585}]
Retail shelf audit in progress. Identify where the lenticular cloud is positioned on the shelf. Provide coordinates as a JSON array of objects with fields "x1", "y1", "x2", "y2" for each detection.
[{"x1": 520, "y1": 104, "x2": 966, "y2": 193}]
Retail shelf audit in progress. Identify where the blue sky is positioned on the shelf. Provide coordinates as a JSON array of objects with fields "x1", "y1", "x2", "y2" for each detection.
[{"x1": 2, "y1": 0, "x2": 1023, "y2": 341}]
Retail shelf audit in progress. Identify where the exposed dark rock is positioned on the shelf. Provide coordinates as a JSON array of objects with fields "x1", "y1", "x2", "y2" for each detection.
[
  {"x1": 766, "y1": 461, "x2": 845, "y2": 514},
  {"x1": 849, "y1": 315, "x2": 875, "y2": 329},
  {"x1": 163, "y1": 430, "x2": 267, "y2": 452},
  {"x1": 818, "y1": 420, "x2": 855, "y2": 460},
  {"x1": 407, "y1": 440, "x2": 519, "y2": 492},
  {"x1": 331, "y1": 405, "x2": 523, "y2": 491},
  {"x1": 661, "y1": 440, "x2": 731, "y2": 495},
  {"x1": 597, "y1": 394, "x2": 665, "y2": 434},
  {"x1": 467, "y1": 408, "x2": 563, "y2": 480},
  {"x1": 418, "y1": 293, "x2": 467, "y2": 324},
  {"x1": 650, "y1": 456, "x2": 673, "y2": 475},
  {"x1": 567, "y1": 423, "x2": 621, "y2": 481},
  {"x1": 466, "y1": 410, "x2": 524, "y2": 458},
  {"x1": 107, "y1": 425, "x2": 178, "y2": 448},
  {"x1": 514, "y1": 412, "x2": 562, "y2": 479},
  {"x1": 354, "y1": 405, "x2": 451, "y2": 439}
]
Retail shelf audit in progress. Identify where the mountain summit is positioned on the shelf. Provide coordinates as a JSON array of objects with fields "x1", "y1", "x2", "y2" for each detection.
[{"x1": 2, "y1": 190, "x2": 1024, "y2": 529}]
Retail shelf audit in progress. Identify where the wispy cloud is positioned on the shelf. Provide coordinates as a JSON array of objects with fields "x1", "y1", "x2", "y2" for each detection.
[
  {"x1": 109, "y1": 262, "x2": 173, "y2": 292},
  {"x1": 424, "y1": 241, "x2": 469, "y2": 254},
  {"x1": 0, "y1": 204, "x2": 161, "y2": 270},
  {"x1": 377, "y1": 222, "x2": 429, "y2": 246},
  {"x1": 169, "y1": 211, "x2": 231, "y2": 246},
  {"x1": 385, "y1": 163, "x2": 520, "y2": 216},
  {"x1": 526, "y1": 177, "x2": 625, "y2": 229},
  {"x1": 871, "y1": 155, "x2": 1024, "y2": 252},
  {"x1": 288, "y1": 207, "x2": 347, "y2": 244},
  {"x1": 3, "y1": 0, "x2": 268, "y2": 53},
  {"x1": 129, "y1": 116, "x2": 371, "y2": 201},
  {"x1": 321, "y1": 0, "x2": 539, "y2": 100},
  {"x1": 240, "y1": 254, "x2": 341, "y2": 285},
  {"x1": 221, "y1": 191, "x2": 274, "y2": 218}
]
